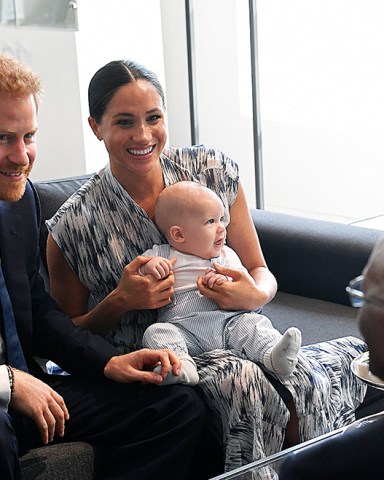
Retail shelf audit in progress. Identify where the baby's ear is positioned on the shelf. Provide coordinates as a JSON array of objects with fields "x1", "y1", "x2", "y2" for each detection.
[{"x1": 169, "y1": 225, "x2": 185, "y2": 243}]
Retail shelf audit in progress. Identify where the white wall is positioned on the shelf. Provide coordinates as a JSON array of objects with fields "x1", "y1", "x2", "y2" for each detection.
[
  {"x1": 193, "y1": 0, "x2": 256, "y2": 207},
  {"x1": 3, "y1": 1, "x2": 382, "y2": 223},
  {"x1": 1, "y1": 1, "x2": 257, "y2": 208},
  {"x1": 160, "y1": 0, "x2": 191, "y2": 146},
  {"x1": 161, "y1": 0, "x2": 258, "y2": 208},
  {"x1": 258, "y1": 0, "x2": 384, "y2": 223},
  {"x1": 0, "y1": 26, "x2": 85, "y2": 180},
  {"x1": 0, "y1": 0, "x2": 166, "y2": 181},
  {"x1": 75, "y1": 0, "x2": 166, "y2": 175},
  {"x1": 163, "y1": 0, "x2": 384, "y2": 223}
]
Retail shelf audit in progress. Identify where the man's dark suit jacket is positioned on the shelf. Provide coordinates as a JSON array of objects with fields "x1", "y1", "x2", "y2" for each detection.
[{"x1": 0, "y1": 180, "x2": 118, "y2": 375}]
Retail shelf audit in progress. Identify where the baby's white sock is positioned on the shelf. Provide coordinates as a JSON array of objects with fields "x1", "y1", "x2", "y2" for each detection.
[
  {"x1": 263, "y1": 327, "x2": 302, "y2": 377},
  {"x1": 154, "y1": 355, "x2": 199, "y2": 386}
]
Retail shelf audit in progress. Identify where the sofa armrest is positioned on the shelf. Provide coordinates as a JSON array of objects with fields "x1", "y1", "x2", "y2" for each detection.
[{"x1": 251, "y1": 208, "x2": 383, "y2": 306}]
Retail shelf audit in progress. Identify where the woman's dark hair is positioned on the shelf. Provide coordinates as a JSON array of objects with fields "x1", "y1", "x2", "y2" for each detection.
[{"x1": 88, "y1": 59, "x2": 166, "y2": 124}]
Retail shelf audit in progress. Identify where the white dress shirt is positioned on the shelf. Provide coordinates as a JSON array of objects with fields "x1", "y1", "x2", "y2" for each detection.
[{"x1": 0, "y1": 332, "x2": 11, "y2": 412}]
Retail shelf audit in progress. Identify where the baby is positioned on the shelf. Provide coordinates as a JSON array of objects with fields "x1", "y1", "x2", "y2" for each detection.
[{"x1": 140, "y1": 181, "x2": 301, "y2": 385}]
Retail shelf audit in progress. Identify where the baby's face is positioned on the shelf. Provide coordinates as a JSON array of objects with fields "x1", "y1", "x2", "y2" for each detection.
[{"x1": 180, "y1": 194, "x2": 226, "y2": 259}]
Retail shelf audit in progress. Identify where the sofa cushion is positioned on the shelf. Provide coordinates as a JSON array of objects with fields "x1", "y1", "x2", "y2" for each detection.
[
  {"x1": 252, "y1": 209, "x2": 383, "y2": 306},
  {"x1": 263, "y1": 291, "x2": 361, "y2": 345},
  {"x1": 20, "y1": 442, "x2": 100, "y2": 480}
]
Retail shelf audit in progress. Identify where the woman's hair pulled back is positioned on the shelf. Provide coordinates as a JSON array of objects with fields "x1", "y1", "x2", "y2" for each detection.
[{"x1": 88, "y1": 59, "x2": 166, "y2": 124}]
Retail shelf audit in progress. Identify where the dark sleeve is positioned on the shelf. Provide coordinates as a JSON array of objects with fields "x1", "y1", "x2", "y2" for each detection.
[
  {"x1": 31, "y1": 269, "x2": 118, "y2": 377},
  {"x1": 26, "y1": 181, "x2": 119, "y2": 376}
]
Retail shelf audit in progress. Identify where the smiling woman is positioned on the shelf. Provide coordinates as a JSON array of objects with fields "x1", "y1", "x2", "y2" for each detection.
[
  {"x1": 88, "y1": 80, "x2": 167, "y2": 195},
  {"x1": 86, "y1": 61, "x2": 168, "y2": 215},
  {"x1": 45, "y1": 58, "x2": 369, "y2": 476}
]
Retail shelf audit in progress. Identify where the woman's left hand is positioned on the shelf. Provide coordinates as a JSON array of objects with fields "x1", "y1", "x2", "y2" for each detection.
[{"x1": 197, "y1": 263, "x2": 270, "y2": 311}]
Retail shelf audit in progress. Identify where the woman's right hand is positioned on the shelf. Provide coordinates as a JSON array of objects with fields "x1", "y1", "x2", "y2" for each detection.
[
  {"x1": 47, "y1": 234, "x2": 174, "y2": 336},
  {"x1": 114, "y1": 256, "x2": 175, "y2": 311}
]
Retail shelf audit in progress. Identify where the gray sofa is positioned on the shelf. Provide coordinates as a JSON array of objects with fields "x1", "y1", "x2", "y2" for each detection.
[
  {"x1": 20, "y1": 173, "x2": 384, "y2": 479},
  {"x1": 253, "y1": 208, "x2": 381, "y2": 344}
]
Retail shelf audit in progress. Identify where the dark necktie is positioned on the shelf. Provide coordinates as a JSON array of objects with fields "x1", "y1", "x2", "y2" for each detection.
[{"x1": 0, "y1": 262, "x2": 27, "y2": 370}]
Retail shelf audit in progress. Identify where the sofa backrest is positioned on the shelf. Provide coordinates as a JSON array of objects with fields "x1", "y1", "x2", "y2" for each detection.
[
  {"x1": 252, "y1": 208, "x2": 383, "y2": 306},
  {"x1": 34, "y1": 174, "x2": 93, "y2": 273}
]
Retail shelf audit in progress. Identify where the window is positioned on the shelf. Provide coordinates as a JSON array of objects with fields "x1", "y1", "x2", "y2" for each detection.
[
  {"x1": 168, "y1": 0, "x2": 384, "y2": 222},
  {"x1": 258, "y1": 0, "x2": 384, "y2": 222}
]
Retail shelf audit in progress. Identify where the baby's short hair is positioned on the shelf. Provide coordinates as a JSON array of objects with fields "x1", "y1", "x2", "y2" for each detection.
[{"x1": 155, "y1": 181, "x2": 220, "y2": 238}]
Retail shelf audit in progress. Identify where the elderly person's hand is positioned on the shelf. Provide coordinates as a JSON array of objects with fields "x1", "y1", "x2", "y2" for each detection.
[{"x1": 358, "y1": 236, "x2": 384, "y2": 379}]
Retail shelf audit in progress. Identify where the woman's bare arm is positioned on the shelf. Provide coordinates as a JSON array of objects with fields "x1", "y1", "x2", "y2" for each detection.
[{"x1": 47, "y1": 234, "x2": 175, "y2": 336}]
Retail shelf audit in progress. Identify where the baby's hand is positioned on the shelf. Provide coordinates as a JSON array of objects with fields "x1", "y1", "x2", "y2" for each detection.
[
  {"x1": 202, "y1": 267, "x2": 231, "y2": 289},
  {"x1": 139, "y1": 256, "x2": 175, "y2": 279}
]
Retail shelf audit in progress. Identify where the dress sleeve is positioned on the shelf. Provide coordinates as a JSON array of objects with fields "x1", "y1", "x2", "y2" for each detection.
[
  {"x1": 163, "y1": 145, "x2": 240, "y2": 209},
  {"x1": 194, "y1": 146, "x2": 240, "y2": 209}
]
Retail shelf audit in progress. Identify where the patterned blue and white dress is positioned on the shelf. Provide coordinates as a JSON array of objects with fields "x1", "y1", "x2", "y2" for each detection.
[{"x1": 47, "y1": 145, "x2": 367, "y2": 476}]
